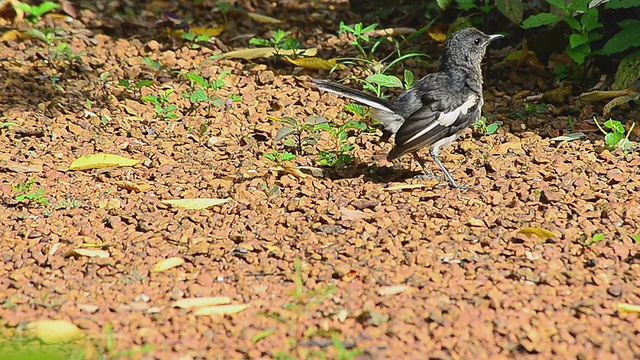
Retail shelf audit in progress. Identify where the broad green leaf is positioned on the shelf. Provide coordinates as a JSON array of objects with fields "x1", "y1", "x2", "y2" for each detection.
[
  {"x1": 604, "y1": 119, "x2": 625, "y2": 133},
  {"x1": 495, "y1": 0, "x2": 523, "y2": 25},
  {"x1": 606, "y1": 0, "x2": 640, "y2": 8},
  {"x1": 605, "y1": 132, "x2": 623, "y2": 146},
  {"x1": 602, "y1": 22, "x2": 640, "y2": 55},
  {"x1": 566, "y1": 43, "x2": 590, "y2": 65},
  {"x1": 580, "y1": 8, "x2": 601, "y2": 32},
  {"x1": 68, "y1": 154, "x2": 139, "y2": 171},
  {"x1": 521, "y1": 13, "x2": 561, "y2": 28},
  {"x1": 564, "y1": 16, "x2": 581, "y2": 31},
  {"x1": 274, "y1": 126, "x2": 296, "y2": 142},
  {"x1": 365, "y1": 73, "x2": 403, "y2": 88},
  {"x1": 161, "y1": 198, "x2": 230, "y2": 210},
  {"x1": 570, "y1": 33, "x2": 589, "y2": 49},
  {"x1": 631, "y1": 234, "x2": 640, "y2": 243},
  {"x1": 545, "y1": 0, "x2": 568, "y2": 9}
]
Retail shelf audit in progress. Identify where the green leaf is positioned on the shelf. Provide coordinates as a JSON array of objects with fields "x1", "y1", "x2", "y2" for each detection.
[
  {"x1": 604, "y1": 119, "x2": 625, "y2": 133},
  {"x1": 545, "y1": 0, "x2": 568, "y2": 9},
  {"x1": 437, "y1": 0, "x2": 453, "y2": 9},
  {"x1": 605, "y1": 132, "x2": 623, "y2": 147},
  {"x1": 580, "y1": 8, "x2": 601, "y2": 32},
  {"x1": 485, "y1": 123, "x2": 499, "y2": 135},
  {"x1": 612, "y1": 50, "x2": 640, "y2": 90},
  {"x1": 365, "y1": 74, "x2": 403, "y2": 88},
  {"x1": 570, "y1": 0, "x2": 591, "y2": 12},
  {"x1": 280, "y1": 152, "x2": 296, "y2": 161},
  {"x1": 495, "y1": 0, "x2": 523, "y2": 25},
  {"x1": 570, "y1": 33, "x2": 589, "y2": 48},
  {"x1": 606, "y1": 0, "x2": 640, "y2": 8},
  {"x1": 403, "y1": 69, "x2": 414, "y2": 89},
  {"x1": 274, "y1": 126, "x2": 296, "y2": 142},
  {"x1": 564, "y1": 16, "x2": 581, "y2": 31},
  {"x1": 602, "y1": 22, "x2": 640, "y2": 55},
  {"x1": 566, "y1": 43, "x2": 590, "y2": 65},
  {"x1": 521, "y1": 13, "x2": 561, "y2": 28},
  {"x1": 631, "y1": 234, "x2": 640, "y2": 243}
]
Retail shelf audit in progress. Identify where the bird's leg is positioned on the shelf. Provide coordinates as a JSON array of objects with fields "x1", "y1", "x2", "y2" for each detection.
[
  {"x1": 430, "y1": 148, "x2": 467, "y2": 189},
  {"x1": 412, "y1": 152, "x2": 436, "y2": 180}
]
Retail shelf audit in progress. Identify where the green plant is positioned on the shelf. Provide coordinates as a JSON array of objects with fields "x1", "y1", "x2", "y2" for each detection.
[
  {"x1": 336, "y1": 23, "x2": 427, "y2": 98},
  {"x1": 594, "y1": 117, "x2": 635, "y2": 152},
  {"x1": 141, "y1": 88, "x2": 179, "y2": 120},
  {"x1": 257, "y1": 259, "x2": 362, "y2": 359},
  {"x1": 263, "y1": 150, "x2": 296, "y2": 164},
  {"x1": 12, "y1": 179, "x2": 49, "y2": 206},
  {"x1": 314, "y1": 120, "x2": 367, "y2": 167},
  {"x1": 510, "y1": 102, "x2": 547, "y2": 119},
  {"x1": 141, "y1": 57, "x2": 166, "y2": 80},
  {"x1": 273, "y1": 115, "x2": 326, "y2": 154},
  {"x1": 181, "y1": 71, "x2": 231, "y2": 113},
  {"x1": 118, "y1": 79, "x2": 154, "y2": 99},
  {"x1": 586, "y1": 233, "x2": 605, "y2": 246},
  {"x1": 249, "y1": 29, "x2": 302, "y2": 57},
  {"x1": 473, "y1": 116, "x2": 499, "y2": 135},
  {"x1": 631, "y1": 235, "x2": 640, "y2": 244},
  {"x1": 24, "y1": 28, "x2": 85, "y2": 71},
  {"x1": 13, "y1": 1, "x2": 59, "y2": 23},
  {"x1": 522, "y1": 0, "x2": 603, "y2": 69}
]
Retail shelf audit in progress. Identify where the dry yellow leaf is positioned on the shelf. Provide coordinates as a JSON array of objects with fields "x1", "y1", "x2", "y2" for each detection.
[
  {"x1": 194, "y1": 303, "x2": 251, "y2": 316},
  {"x1": 66, "y1": 249, "x2": 110, "y2": 259},
  {"x1": 151, "y1": 257, "x2": 184, "y2": 273},
  {"x1": 222, "y1": 47, "x2": 317, "y2": 60},
  {"x1": 516, "y1": 227, "x2": 557, "y2": 240},
  {"x1": 161, "y1": 198, "x2": 230, "y2": 210},
  {"x1": 173, "y1": 297, "x2": 232, "y2": 309},
  {"x1": 385, "y1": 183, "x2": 429, "y2": 191},
  {"x1": 618, "y1": 303, "x2": 640, "y2": 313},
  {"x1": 115, "y1": 180, "x2": 152, "y2": 193},
  {"x1": 68, "y1": 153, "x2": 140, "y2": 171},
  {"x1": 1, "y1": 29, "x2": 21, "y2": 42},
  {"x1": 28, "y1": 320, "x2": 84, "y2": 344},
  {"x1": 576, "y1": 88, "x2": 634, "y2": 104},
  {"x1": 285, "y1": 57, "x2": 345, "y2": 71},
  {"x1": 377, "y1": 285, "x2": 410, "y2": 296},
  {"x1": 181, "y1": 26, "x2": 224, "y2": 37}
]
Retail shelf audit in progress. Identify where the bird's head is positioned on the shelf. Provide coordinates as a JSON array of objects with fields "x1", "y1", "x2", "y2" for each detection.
[{"x1": 442, "y1": 28, "x2": 503, "y2": 71}]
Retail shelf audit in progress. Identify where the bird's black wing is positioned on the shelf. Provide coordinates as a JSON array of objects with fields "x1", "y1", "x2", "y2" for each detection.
[{"x1": 387, "y1": 84, "x2": 481, "y2": 161}]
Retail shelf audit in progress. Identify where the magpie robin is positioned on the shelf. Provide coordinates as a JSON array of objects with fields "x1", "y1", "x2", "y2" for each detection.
[{"x1": 313, "y1": 28, "x2": 503, "y2": 188}]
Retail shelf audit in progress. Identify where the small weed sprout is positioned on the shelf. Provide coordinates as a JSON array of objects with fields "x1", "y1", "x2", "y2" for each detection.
[
  {"x1": 594, "y1": 117, "x2": 635, "y2": 152},
  {"x1": 12, "y1": 179, "x2": 48, "y2": 206}
]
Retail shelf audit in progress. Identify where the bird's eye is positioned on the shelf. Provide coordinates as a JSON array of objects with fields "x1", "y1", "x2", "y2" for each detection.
[{"x1": 473, "y1": 38, "x2": 482, "y2": 46}]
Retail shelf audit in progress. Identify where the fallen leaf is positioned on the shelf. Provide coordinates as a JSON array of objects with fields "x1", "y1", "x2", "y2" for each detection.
[
  {"x1": 194, "y1": 303, "x2": 251, "y2": 316},
  {"x1": 468, "y1": 218, "x2": 485, "y2": 227},
  {"x1": 385, "y1": 183, "x2": 429, "y2": 191},
  {"x1": 68, "y1": 153, "x2": 140, "y2": 171},
  {"x1": 285, "y1": 56, "x2": 345, "y2": 71},
  {"x1": 173, "y1": 297, "x2": 232, "y2": 309},
  {"x1": 283, "y1": 166, "x2": 309, "y2": 179},
  {"x1": 618, "y1": 303, "x2": 640, "y2": 313},
  {"x1": 340, "y1": 207, "x2": 371, "y2": 221},
  {"x1": 161, "y1": 198, "x2": 230, "y2": 210},
  {"x1": 377, "y1": 285, "x2": 410, "y2": 296},
  {"x1": 550, "y1": 133, "x2": 586, "y2": 142},
  {"x1": 1, "y1": 162, "x2": 42, "y2": 173},
  {"x1": 151, "y1": 257, "x2": 184, "y2": 273},
  {"x1": 576, "y1": 88, "x2": 634, "y2": 105},
  {"x1": 1, "y1": 29, "x2": 21, "y2": 42},
  {"x1": 28, "y1": 320, "x2": 83, "y2": 344},
  {"x1": 222, "y1": 47, "x2": 317, "y2": 60},
  {"x1": 65, "y1": 249, "x2": 110, "y2": 259},
  {"x1": 516, "y1": 227, "x2": 557, "y2": 240},
  {"x1": 185, "y1": 26, "x2": 224, "y2": 37},
  {"x1": 246, "y1": 12, "x2": 281, "y2": 24},
  {"x1": 603, "y1": 92, "x2": 640, "y2": 116},
  {"x1": 115, "y1": 180, "x2": 153, "y2": 193}
]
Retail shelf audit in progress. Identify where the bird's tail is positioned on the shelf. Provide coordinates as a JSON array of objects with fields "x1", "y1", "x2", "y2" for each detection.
[{"x1": 312, "y1": 79, "x2": 395, "y2": 113}]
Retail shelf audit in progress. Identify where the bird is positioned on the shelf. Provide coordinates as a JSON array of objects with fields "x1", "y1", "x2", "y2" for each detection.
[{"x1": 313, "y1": 28, "x2": 503, "y2": 188}]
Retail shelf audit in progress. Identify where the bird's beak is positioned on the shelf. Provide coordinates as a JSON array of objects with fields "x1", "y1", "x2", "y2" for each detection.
[{"x1": 487, "y1": 34, "x2": 504, "y2": 43}]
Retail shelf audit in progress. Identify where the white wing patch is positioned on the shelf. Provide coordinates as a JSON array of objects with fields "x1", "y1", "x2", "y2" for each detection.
[
  {"x1": 437, "y1": 94, "x2": 477, "y2": 127},
  {"x1": 400, "y1": 94, "x2": 478, "y2": 146}
]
